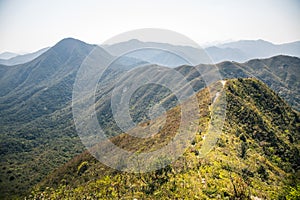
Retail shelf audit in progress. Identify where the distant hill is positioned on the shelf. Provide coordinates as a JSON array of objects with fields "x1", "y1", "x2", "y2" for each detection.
[
  {"x1": 205, "y1": 46, "x2": 247, "y2": 63},
  {"x1": 1, "y1": 39, "x2": 299, "y2": 66},
  {"x1": 103, "y1": 39, "x2": 212, "y2": 66},
  {"x1": 0, "y1": 38, "x2": 96, "y2": 123},
  {"x1": 105, "y1": 39, "x2": 300, "y2": 64},
  {"x1": 217, "y1": 39, "x2": 300, "y2": 62},
  {"x1": 0, "y1": 52, "x2": 19, "y2": 60},
  {"x1": 0, "y1": 47, "x2": 50, "y2": 66},
  {"x1": 31, "y1": 78, "x2": 300, "y2": 199}
]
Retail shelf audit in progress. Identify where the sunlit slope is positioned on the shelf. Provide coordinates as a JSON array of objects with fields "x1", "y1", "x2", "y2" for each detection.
[{"x1": 32, "y1": 78, "x2": 299, "y2": 199}]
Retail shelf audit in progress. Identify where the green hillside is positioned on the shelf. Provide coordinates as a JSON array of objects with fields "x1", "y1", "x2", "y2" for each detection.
[
  {"x1": 0, "y1": 39, "x2": 147, "y2": 198},
  {"x1": 29, "y1": 78, "x2": 300, "y2": 200},
  {"x1": 221, "y1": 55, "x2": 300, "y2": 111},
  {"x1": 0, "y1": 38, "x2": 299, "y2": 199}
]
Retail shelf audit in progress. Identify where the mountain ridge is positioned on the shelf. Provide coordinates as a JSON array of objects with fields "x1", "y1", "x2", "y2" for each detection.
[
  {"x1": 30, "y1": 78, "x2": 300, "y2": 199},
  {"x1": 0, "y1": 52, "x2": 19, "y2": 60},
  {"x1": 0, "y1": 47, "x2": 50, "y2": 66},
  {"x1": 1, "y1": 38, "x2": 299, "y2": 66},
  {"x1": 105, "y1": 38, "x2": 300, "y2": 64}
]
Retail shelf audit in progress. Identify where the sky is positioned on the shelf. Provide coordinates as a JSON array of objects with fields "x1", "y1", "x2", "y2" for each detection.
[{"x1": 0, "y1": 0, "x2": 299, "y2": 53}]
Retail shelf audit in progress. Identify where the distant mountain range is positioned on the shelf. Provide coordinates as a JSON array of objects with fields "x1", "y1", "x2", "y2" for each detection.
[
  {"x1": 1, "y1": 39, "x2": 299, "y2": 66},
  {"x1": 0, "y1": 47, "x2": 49, "y2": 66},
  {"x1": 104, "y1": 39, "x2": 300, "y2": 64},
  {"x1": 0, "y1": 38, "x2": 299, "y2": 198},
  {"x1": 215, "y1": 39, "x2": 300, "y2": 62}
]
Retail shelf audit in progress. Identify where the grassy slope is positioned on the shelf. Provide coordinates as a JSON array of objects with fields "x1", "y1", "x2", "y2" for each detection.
[{"x1": 30, "y1": 78, "x2": 300, "y2": 199}]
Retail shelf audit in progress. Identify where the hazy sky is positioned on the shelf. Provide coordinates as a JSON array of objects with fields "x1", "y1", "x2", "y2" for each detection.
[{"x1": 0, "y1": 0, "x2": 299, "y2": 53}]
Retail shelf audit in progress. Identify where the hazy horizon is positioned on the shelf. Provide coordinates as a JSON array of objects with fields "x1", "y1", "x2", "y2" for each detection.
[
  {"x1": 1, "y1": 37, "x2": 300, "y2": 55},
  {"x1": 0, "y1": 0, "x2": 300, "y2": 53}
]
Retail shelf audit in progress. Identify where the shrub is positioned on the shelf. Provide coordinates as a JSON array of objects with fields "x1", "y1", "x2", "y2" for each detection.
[{"x1": 77, "y1": 161, "x2": 88, "y2": 176}]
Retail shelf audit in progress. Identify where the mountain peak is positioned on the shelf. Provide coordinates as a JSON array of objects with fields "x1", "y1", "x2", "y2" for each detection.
[
  {"x1": 53, "y1": 37, "x2": 92, "y2": 49},
  {"x1": 42, "y1": 37, "x2": 97, "y2": 63}
]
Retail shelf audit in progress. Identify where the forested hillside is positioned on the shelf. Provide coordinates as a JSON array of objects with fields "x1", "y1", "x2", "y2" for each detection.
[{"x1": 29, "y1": 79, "x2": 300, "y2": 199}]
